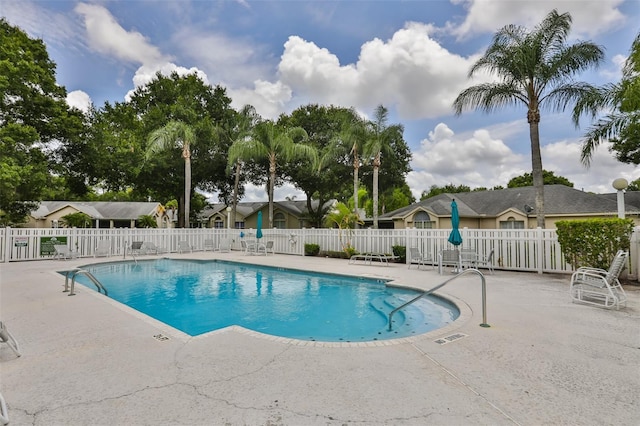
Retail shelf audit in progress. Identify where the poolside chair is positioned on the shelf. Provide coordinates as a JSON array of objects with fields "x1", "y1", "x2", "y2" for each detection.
[
  {"x1": 438, "y1": 249, "x2": 461, "y2": 274},
  {"x1": 143, "y1": 242, "x2": 165, "y2": 255},
  {"x1": 53, "y1": 244, "x2": 77, "y2": 260},
  {"x1": 0, "y1": 321, "x2": 21, "y2": 357},
  {"x1": 94, "y1": 239, "x2": 111, "y2": 257},
  {"x1": 241, "y1": 240, "x2": 257, "y2": 255},
  {"x1": 130, "y1": 241, "x2": 145, "y2": 256},
  {"x1": 177, "y1": 241, "x2": 192, "y2": 253},
  {"x1": 203, "y1": 239, "x2": 215, "y2": 251},
  {"x1": 262, "y1": 240, "x2": 275, "y2": 255},
  {"x1": 408, "y1": 247, "x2": 433, "y2": 269},
  {"x1": 217, "y1": 238, "x2": 232, "y2": 253},
  {"x1": 473, "y1": 249, "x2": 495, "y2": 274},
  {"x1": 570, "y1": 250, "x2": 628, "y2": 309}
]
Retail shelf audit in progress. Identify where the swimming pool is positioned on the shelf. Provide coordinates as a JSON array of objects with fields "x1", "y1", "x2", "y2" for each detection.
[{"x1": 67, "y1": 259, "x2": 459, "y2": 342}]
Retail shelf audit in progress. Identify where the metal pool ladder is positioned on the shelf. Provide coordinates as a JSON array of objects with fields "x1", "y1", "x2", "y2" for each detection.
[
  {"x1": 63, "y1": 268, "x2": 108, "y2": 296},
  {"x1": 388, "y1": 268, "x2": 489, "y2": 331}
]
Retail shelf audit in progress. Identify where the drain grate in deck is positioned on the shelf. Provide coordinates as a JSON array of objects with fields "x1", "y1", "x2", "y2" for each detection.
[
  {"x1": 153, "y1": 333, "x2": 170, "y2": 342},
  {"x1": 434, "y1": 333, "x2": 468, "y2": 345}
]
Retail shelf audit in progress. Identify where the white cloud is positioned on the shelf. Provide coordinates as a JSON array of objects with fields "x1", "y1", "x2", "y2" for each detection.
[
  {"x1": 66, "y1": 90, "x2": 92, "y2": 113},
  {"x1": 275, "y1": 23, "x2": 484, "y2": 120},
  {"x1": 74, "y1": 3, "x2": 168, "y2": 66},
  {"x1": 449, "y1": 0, "x2": 626, "y2": 39},
  {"x1": 125, "y1": 63, "x2": 210, "y2": 101},
  {"x1": 407, "y1": 122, "x2": 526, "y2": 199}
]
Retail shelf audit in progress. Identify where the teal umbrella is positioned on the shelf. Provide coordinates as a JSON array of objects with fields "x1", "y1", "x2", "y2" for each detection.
[
  {"x1": 447, "y1": 199, "x2": 462, "y2": 246},
  {"x1": 256, "y1": 211, "x2": 263, "y2": 239}
]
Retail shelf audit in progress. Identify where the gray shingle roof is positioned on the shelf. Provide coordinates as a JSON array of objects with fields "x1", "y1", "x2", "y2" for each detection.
[
  {"x1": 381, "y1": 185, "x2": 640, "y2": 219},
  {"x1": 31, "y1": 201, "x2": 161, "y2": 220}
]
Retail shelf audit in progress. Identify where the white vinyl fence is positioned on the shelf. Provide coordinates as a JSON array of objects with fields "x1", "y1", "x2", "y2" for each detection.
[{"x1": 2, "y1": 226, "x2": 639, "y2": 279}]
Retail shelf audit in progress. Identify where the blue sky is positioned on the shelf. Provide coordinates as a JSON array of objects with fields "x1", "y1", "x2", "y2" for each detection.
[{"x1": 3, "y1": 0, "x2": 639, "y2": 201}]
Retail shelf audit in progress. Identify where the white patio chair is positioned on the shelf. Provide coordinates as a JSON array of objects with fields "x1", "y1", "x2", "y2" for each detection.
[
  {"x1": 217, "y1": 238, "x2": 232, "y2": 253},
  {"x1": 203, "y1": 239, "x2": 215, "y2": 251},
  {"x1": 130, "y1": 241, "x2": 145, "y2": 256},
  {"x1": 240, "y1": 240, "x2": 257, "y2": 255},
  {"x1": 0, "y1": 321, "x2": 21, "y2": 357},
  {"x1": 473, "y1": 249, "x2": 495, "y2": 274},
  {"x1": 53, "y1": 244, "x2": 77, "y2": 260},
  {"x1": 94, "y1": 239, "x2": 111, "y2": 257},
  {"x1": 570, "y1": 250, "x2": 628, "y2": 309},
  {"x1": 177, "y1": 241, "x2": 192, "y2": 253},
  {"x1": 438, "y1": 249, "x2": 461, "y2": 274},
  {"x1": 408, "y1": 247, "x2": 433, "y2": 269}
]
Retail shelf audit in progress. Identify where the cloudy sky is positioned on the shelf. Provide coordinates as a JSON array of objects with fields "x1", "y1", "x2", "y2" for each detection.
[{"x1": 3, "y1": 0, "x2": 639, "y2": 201}]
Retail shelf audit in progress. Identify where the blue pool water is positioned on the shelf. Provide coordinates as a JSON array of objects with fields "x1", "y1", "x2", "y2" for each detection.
[{"x1": 67, "y1": 259, "x2": 459, "y2": 342}]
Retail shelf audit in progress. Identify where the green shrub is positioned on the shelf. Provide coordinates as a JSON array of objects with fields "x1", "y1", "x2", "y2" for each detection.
[
  {"x1": 321, "y1": 250, "x2": 351, "y2": 259},
  {"x1": 392, "y1": 245, "x2": 406, "y2": 263},
  {"x1": 556, "y1": 218, "x2": 634, "y2": 270},
  {"x1": 304, "y1": 243, "x2": 320, "y2": 256},
  {"x1": 343, "y1": 245, "x2": 357, "y2": 258}
]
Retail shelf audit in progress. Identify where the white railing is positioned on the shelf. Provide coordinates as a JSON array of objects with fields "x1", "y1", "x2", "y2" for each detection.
[{"x1": 2, "y1": 226, "x2": 638, "y2": 279}]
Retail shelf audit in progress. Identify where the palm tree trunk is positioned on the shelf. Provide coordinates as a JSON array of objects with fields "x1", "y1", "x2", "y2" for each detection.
[
  {"x1": 183, "y1": 142, "x2": 191, "y2": 229},
  {"x1": 529, "y1": 119, "x2": 545, "y2": 228},
  {"x1": 232, "y1": 161, "x2": 241, "y2": 226},
  {"x1": 269, "y1": 161, "x2": 276, "y2": 228},
  {"x1": 372, "y1": 153, "x2": 380, "y2": 229},
  {"x1": 353, "y1": 153, "x2": 359, "y2": 229}
]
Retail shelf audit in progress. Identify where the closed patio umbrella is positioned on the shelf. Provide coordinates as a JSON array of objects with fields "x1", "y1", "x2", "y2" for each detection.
[
  {"x1": 256, "y1": 211, "x2": 263, "y2": 240},
  {"x1": 448, "y1": 199, "x2": 462, "y2": 246}
]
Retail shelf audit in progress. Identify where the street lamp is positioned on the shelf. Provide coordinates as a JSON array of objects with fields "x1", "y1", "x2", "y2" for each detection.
[
  {"x1": 612, "y1": 178, "x2": 628, "y2": 219},
  {"x1": 226, "y1": 206, "x2": 232, "y2": 229}
]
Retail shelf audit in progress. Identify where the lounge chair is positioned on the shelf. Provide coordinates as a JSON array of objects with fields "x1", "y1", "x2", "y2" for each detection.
[
  {"x1": 472, "y1": 249, "x2": 495, "y2": 274},
  {"x1": 203, "y1": 239, "x2": 215, "y2": 251},
  {"x1": 0, "y1": 321, "x2": 21, "y2": 357},
  {"x1": 143, "y1": 242, "x2": 164, "y2": 255},
  {"x1": 53, "y1": 244, "x2": 77, "y2": 260},
  {"x1": 438, "y1": 249, "x2": 461, "y2": 274},
  {"x1": 408, "y1": 247, "x2": 434, "y2": 269},
  {"x1": 130, "y1": 241, "x2": 145, "y2": 256},
  {"x1": 217, "y1": 238, "x2": 232, "y2": 253},
  {"x1": 94, "y1": 239, "x2": 111, "y2": 257},
  {"x1": 349, "y1": 253, "x2": 398, "y2": 266},
  {"x1": 240, "y1": 240, "x2": 257, "y2": 255},
  {"x1": 177, "y1": 241, "x2": 192, "y2": 253},
  {"x1": 570, "y1": 250, "x2": 628, "y2": 309}
]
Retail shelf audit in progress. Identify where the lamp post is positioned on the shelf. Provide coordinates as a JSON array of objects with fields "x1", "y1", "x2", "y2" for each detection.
[
  {"x1": 612, "y1": 178, "x2": 628, "y2": 219},
  {"x1": 226, "y1": 206, "x2": 232, "y2": 229}
]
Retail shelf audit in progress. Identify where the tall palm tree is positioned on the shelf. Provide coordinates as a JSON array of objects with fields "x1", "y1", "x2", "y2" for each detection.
[
  {"x1": 220, "y1": 105, "x2": 261, "y2": 226},
  {"x1": 453, "y1": 9, "x2": 604, "y2": 228},
  {"x1": 146, "y1": 120, "x2": 196, "y2": 228},
  {"x1": 575, "y1": 32, "x2": 640, "y2": 166},
  {"x1": 228, "y1": 121, "x2": 316, "y2": 228},
  {"x1": 322, "y1": 108, "x2": 368, "y2": 223},
  {"x1": 364, "y1": 105, "x2": 404, "y2": 229}
]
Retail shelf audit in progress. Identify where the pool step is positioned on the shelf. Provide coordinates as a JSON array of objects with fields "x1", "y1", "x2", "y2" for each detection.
[{"x1": 370, "y1": 295, "x2": 427, "y2": 331}]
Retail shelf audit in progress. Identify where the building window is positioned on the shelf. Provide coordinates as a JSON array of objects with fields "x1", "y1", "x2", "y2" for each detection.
[
  {"x1": 213, "y1": 218, "x2": 224, "y2": 229},
  {"x1": 500, "y1": 217, "x2": 525, "y2": 229},
  {"x1": 234, "y1": 221, "x2": 245, "y2": 229},
  {"x1": 413, "y1": 211, "x2": 433, "y2": 229},
  {"x1": 274, "y1": 212, "x2": 286, "y2": 229}
]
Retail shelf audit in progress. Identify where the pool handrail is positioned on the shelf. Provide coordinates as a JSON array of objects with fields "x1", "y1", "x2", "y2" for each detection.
[
  {"x1": 63, "y1": 268, "x2": 109, "y2": 297},
  {"x1": 388, "y1": 268, "x2": 489, "y2": 331}
]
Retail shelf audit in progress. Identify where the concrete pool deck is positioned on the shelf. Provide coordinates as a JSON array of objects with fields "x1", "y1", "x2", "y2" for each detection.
[{"x1": 1, "y1": 252, "x2": 638, "y2": 425}]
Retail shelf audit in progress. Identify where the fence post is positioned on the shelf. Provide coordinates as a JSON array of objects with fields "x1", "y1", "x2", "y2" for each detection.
[
  {"x1": 3, "y1": 227, "x2": 11, "y2": 263},
  {"x1": 536, "y1": 227, "x2": 543, "y2": 274}
]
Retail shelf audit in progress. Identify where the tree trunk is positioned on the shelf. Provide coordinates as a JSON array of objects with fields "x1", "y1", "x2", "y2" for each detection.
[
  {"x1": 529, "y1": 116, "x2": 545, "y2": 228},
  {"x1": 232, "y1": 161, "x2": 241, "y2": 226},
  {"x1": 269, "y1": 161, "x2": 275, "y2": 228},
  {"x1": 353, "y1": 154, "x2": 359, "y2": 229},
  {"x1": 183, "y1": 145, "x2": 191, "y2": 229},
  {"x1": 372, "y1": 153, "x2": 380, "y2": 229}
]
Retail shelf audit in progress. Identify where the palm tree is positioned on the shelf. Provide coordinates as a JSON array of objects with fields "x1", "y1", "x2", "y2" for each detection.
[
  {"x1": 453, "y1": 9, "x2": 604, "y2": 228},
  {"x1": 219, "y1": 105, "x2": 261, "y2": 226},
  {"x1": 363, "y1": 105, "x2": 404, "y2": 229},
  {"x1": 322, "y1": 108, "x2": 368, "y2": 223},
  {"x1": 146, "y1": 120, "x2": 196, "y2": 228},
  {"x1": 575, "y1": 32, "x2": 640, "y2": 166},
  {"x1": 228, "y1": 121, "x2": 316, "y2": 228}
]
